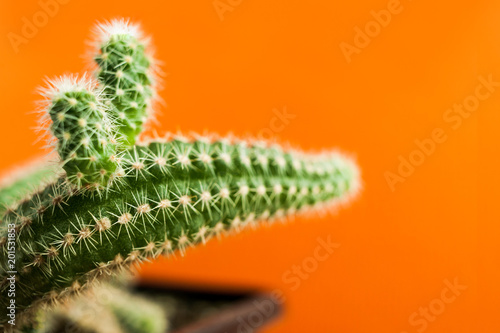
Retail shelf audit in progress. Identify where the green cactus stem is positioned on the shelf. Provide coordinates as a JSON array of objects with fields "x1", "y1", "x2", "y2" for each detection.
[
  {"x1": 40, "y1": 76, "x2": 121, "y2": 188},
  {"x1": 0, "y1": 135, "x2": 359, "y2": 326},
  {"x1": 93, "y1": 19, "x2": 157, "y2": 146}
]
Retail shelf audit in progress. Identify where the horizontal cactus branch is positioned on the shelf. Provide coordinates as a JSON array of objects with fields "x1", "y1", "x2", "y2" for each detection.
[
  {"x1": 0, "y1": 135, "x2": 359, "y2": 325},
  {"x1": 40, "y1": 76, "x2": 121, "y2": 188},
  {"x1": 93, "y1": 19, "x2": 157, "y2": 146}
]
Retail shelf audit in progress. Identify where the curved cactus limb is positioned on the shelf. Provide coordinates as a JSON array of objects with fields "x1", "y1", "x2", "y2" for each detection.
[
  {"x1": 0, "y1": 135, "x2": 360, "y2": 326},
  {"x1": 93, "y1": 19, "x2": 158, "y2": 146}
]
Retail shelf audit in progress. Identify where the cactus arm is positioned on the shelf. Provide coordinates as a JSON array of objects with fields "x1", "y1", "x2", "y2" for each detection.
[
  {"x1": 39, "y1": 76, "x2": 121, "y2": 188},
  {"x1": 93, "y1": 19, "x2": 156, "y2": 146},
  {"x1": 0, "y1": 136, "x2": 359, "y2": 325}
]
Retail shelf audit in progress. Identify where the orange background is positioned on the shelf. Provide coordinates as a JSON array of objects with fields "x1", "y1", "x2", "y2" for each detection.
[{"x1": 1, "y1": 0, "x2": 499, "y2": 331}]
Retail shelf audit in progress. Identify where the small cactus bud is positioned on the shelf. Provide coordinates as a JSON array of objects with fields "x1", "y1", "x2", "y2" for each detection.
[{"x1": 40, "y1": 75, "x2": 121, "y2": 188}]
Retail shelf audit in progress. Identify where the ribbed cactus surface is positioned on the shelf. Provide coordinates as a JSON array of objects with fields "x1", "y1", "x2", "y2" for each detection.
[{"x1": 0, "y1": 136, "x2": 359, "y2": 317}]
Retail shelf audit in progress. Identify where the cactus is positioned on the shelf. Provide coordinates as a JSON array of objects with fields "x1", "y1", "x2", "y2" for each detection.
[
  {"x1": 0, "y1": 19, "x2": 361, "y2": 331},
  {"x1": 39, "y1": 76, "x2": 121, "y2": 188},
  {"x1": 93, "y1": 19, "x2": 157, "y2": 146}
]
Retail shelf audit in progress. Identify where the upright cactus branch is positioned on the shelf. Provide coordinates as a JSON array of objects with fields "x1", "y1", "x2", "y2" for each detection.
[
  {"x1": 93, "y1": 19, "x2": 157, "y2": 146},
  {"x1": 40, "y1": 76, "x2": 121, "y2": 188}
]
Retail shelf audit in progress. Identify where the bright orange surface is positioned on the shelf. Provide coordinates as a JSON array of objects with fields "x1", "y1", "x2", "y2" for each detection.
[{"x1": 1, "y1": 0, "x2": 498, "y2": 331}]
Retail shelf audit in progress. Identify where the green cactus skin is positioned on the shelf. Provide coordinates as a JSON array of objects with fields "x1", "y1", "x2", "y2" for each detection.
[
  {"x1": 93, "y1": 20, "x2": 156, "y2": 146},
  {"x1": 40, "y1": 76, "x2": 121, "y2": 188},
  {"x1": 0, "y1": 135, "x2": 359, "y2": 326}
]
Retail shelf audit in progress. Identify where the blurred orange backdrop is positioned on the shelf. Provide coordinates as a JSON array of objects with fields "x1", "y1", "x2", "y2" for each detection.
[{"x1": 1, "y1": 0, "x2": 499, "y2": 331}]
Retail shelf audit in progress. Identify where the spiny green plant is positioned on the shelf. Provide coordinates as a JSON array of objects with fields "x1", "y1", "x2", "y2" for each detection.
[
  {"x1": 39, "y1": 76, "x2": 121, "y2": 188},
  {"x1": 0, "y1": 18, "x2": 361, "y2": 332}
]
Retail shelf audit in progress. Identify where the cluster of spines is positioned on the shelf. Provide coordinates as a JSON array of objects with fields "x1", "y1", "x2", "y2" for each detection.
[
  {"x1": 93, "y1": 19, "x2": 156, "y2": 146},
  {"x1": 0, "y1": 135, "x2": 359, "y2": 323},
  {"x1": 40, "y1": 76, "x2": 121, "y2": 188}
]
